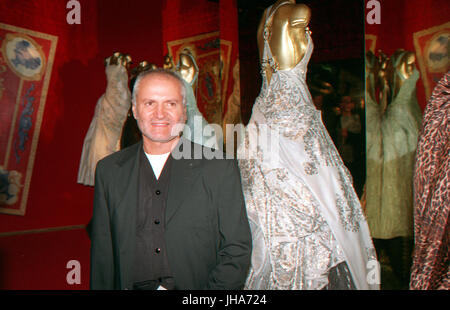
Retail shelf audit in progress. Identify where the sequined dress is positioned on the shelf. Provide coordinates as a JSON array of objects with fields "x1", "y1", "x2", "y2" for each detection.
[
  {"x1": 365, "y1": 51, "x2": 422, "y2": 239},
  {"x1": 237, "y1": 3, "x2": 378, "y2": 290}
]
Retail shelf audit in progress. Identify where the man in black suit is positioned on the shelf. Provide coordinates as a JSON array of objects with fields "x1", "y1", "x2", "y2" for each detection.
[{"x1": 88, "y1": 69, "x2": 252, "y2": 290}]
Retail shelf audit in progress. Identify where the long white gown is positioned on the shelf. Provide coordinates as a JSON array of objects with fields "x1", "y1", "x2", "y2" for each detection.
[{"x1": 237, "y1": 3, "x2": 378, "y2": 290}]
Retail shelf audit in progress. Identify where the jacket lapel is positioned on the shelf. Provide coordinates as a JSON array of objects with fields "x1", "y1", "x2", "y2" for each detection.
[{"x1": 113, "y1": 142, "x2": 141, "y2": 289}]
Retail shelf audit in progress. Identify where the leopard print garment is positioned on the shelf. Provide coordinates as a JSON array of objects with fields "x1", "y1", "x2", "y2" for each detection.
[{"x1": 410, "y1": 71, "x2": 449, "y2": 290}]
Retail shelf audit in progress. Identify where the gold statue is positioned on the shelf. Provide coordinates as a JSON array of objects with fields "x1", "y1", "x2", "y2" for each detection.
[{"x1": 257, "y1": 0, "x2": 311, "y2": 84}]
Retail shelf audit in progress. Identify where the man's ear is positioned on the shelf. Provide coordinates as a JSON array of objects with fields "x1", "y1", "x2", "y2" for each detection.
[
  {"x1": 183, "y1": 106, "x2": 188, "y2": 123},
  {"x1": 132, "y1": 104, "x2": 138, "y2": 120}
]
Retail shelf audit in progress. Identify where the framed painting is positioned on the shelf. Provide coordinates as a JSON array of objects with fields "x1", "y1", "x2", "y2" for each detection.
[
  {"x1": 167, "y1": 32, "x2": 232, "y2": 125},
  {"x1": 0, "y1": 23, "x2": 58, "y2": 215},
  {"x1": 413, "y1": 22, "x2": 450, "y2": 100}
]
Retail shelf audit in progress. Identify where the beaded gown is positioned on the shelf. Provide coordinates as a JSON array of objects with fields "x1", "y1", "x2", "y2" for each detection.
[
  {"x1": 237, "y1": 3, "x2": 378, "y2": 290},
  {"x1": 365, "y1": 51, "x2": 422, "y2": 239}
]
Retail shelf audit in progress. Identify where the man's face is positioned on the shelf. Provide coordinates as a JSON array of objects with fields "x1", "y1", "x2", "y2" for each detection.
[{"x1": 132, "y1": 74, "x2": 186, "y2": 145}]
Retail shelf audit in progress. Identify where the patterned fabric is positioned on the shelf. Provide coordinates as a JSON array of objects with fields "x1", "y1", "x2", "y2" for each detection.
[
  {"x1": 237, "y1": 3, "x2": 378, "y2": 290},
  {"x1": 410, "y1": 71, "x2": 450, "y2": 290}
]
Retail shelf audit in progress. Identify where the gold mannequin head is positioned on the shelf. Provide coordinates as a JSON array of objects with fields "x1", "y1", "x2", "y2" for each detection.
[
  {"x1": 130, "y1": 60, "x2": 157, "y2": 79},
  {"x1": 257, "y1": 0, "x2": 311, "y2": 83},
  {"x1": 163, "y1": 54, "x2": 175, "y2": 70},
  {"x1": 177, "y1": 49, "x2": 198, "y2": 85},
  {"x1": 104, "y1": 52, "x2": 132, "y2": 71},
  {"x1": 386, "y1": 49, "x2": 416, "y2": 99}
]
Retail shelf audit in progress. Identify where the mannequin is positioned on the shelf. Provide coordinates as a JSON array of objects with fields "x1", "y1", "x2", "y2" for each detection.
[
  {"x1": 366, "y1": 49, "x2": 422, "y2": 240},
  {"x1": 176, "y1": 49, "x2": 220, "y2": 148},
  {"x1": 177, "y1": 50, "x2": 197, "y2": 86},
  {"x1": 387, "y1": 49, "x2": 416, "y2": 101},
  {"x1": 78, "y1": 52, "x2": 132, "y2": 186},
  {"x1": 162, "y1": 54, "x2": 175, "y2": 71},
  {"x1": 238, "y1": 0, "x2": 378, "y2": 290},
  {"x1": 365, "y1": 49, "x2": 422, "y2": 287},
  {"x1": 257, "y1": 0, "x2": 311, "y2": 84}
]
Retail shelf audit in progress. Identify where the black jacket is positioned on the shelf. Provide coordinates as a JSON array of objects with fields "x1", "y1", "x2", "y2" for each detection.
[{"x1": 88, "y1": 139, "x2": 252, "y2": 289}]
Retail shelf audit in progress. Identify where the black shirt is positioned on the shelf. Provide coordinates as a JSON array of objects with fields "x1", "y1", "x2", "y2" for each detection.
[{"x1": 133, "y1": 148, "x2": 174, "y2": 290}]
